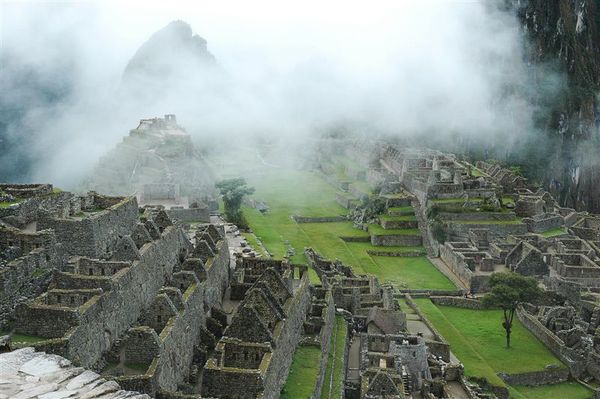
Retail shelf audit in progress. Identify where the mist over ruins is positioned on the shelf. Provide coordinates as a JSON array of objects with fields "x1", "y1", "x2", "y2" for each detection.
[{"x1": 1, "y1": 2, "x2": 600, "y2": 399}]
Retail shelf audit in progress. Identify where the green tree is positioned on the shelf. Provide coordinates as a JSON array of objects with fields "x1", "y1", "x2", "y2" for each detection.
[
  {"x1": 215, "y1": 178, "x2": 255, "y2": 228},
  {"x1": 509, "y1": 165, "x2": 524, "y2": 177},
  {"x1": 482, "y1": 272, "x2": 541, "y2": 348}
]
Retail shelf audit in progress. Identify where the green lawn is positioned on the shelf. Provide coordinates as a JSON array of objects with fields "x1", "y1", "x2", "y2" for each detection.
[
  {"x1": 281, "y1": 345, "x2": 321, "y2": 399},
  {"x1": 413, "y1": 299, "x2": 565, "y2": 387},
  {"x1": 541, "y1": 227, "x2": 568, "y2": 237},
  {"x1": 368, "y1": 224, "x2": 420, "y2": 236},
  {"x1": 0, "y1": 330, "x2": 48, "y2": 348},
  {"x1": 362, "y1": 256, "x2": 455, "y2": 290},
  {"x1": 321, "y1": 316, "x2": 347, "y2": 399},
  {"x1": 387, "y1": 206, "x2": 415, "y2": 215},
  {"x1": 0, "y1": 200, "x2": 21, "y2": 208},
  {"x1": 379, "y1": 214, "x2": 417, "y2": 222},
  {"x1": 240, "y1": 168, "x2": 454, "y2": 290},
  {"x1": 510, "y1": 382, "x2": 592, "y2": 399}
]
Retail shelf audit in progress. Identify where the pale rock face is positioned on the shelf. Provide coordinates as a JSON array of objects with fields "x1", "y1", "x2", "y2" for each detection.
[{"x1": 0, "y1": 348, "x2": 150, "y2": 399}]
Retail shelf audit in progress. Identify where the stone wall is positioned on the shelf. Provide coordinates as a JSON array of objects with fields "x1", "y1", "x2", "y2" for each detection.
[
  {"x1": 204, "y1": 239, "x2": 231, "y2": 310},
  {"x1": 370, "y1": 234, "x2": 422, "y2": 247},
  {"x1": 437, "y1": 212, "x2": 517, "y2": 222},
  {"x1": 0, "y1": 246, "x2": 59, "y2": 324},
  {"x1": 51, "y1": 270, "x2": 117, "y2": 292},
  {"x1": 27, "y1": 225, "x2": 184, "y2": 367},
  {"x1": 0, "y1": 183, "x2": 53, "y2": 197},
  {"x1": 404, "y1": 295, "x2": 450, "y2": 362},
  {"x1": 262, "y1": 272, "x2": 312, "y2": 399},
  {"x1": 14, "y1": 300, "x2": 80, "y2": 338},
  {"x1": 516, "y1": 307, "x2": 568, "y2": 368},
  {"x1": 37, "y1": 196, "x2": 139, "y2": 258},
  {"x1": 292, "y1": 215, "x2": 347, "y2": 223},
  {"x1": 366, "y1": 249, "x2": 425, "y2": 257},
  {"x1": 116, "y1": 232, "x2": 229, "y2": 394},
  {"x1": 380, "y1": 218, "x2": 418, "y2": 230},
  {"x1": 310, "y1": 290, "x2": 336, "y2": 399},
  {"x1": 430, "y1": 296, "x2": 484, "y2": 310},
  {"x1": 523, "y1": 214, "x2": 564, "y2": 233},
  {"x1": 439, "y1": 245, "x2": 475, "y2": 291},
  {"x1": 0, "y1": 191, "x2": 72, "y2": 227},
  {"x1": 154, "y1": 282, "x2": 207, "y2": 390},
  {"x1": 166, "y1": 207, "x2": 209, "y2": 223},
  {"x1": 446, "y1": 222, "x2": 528, "y2": 241},
  {"x1": 497, "y1": 367, "x2": 569, "y2": 386}
]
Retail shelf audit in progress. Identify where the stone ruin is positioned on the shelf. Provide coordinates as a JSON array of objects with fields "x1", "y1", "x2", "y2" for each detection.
[
  {"x1": 317, "y1": 138, "x2": 600, "y2": 394},
  {"x1": 0, "y1": 183, "x2": 236, "y2": 396},
  {"x1": 202, "y1": 258, "x2": 312, "y2": 398},
  {"x1": 83, "y1": 115, "x2": 217, "y2": 211},
  {"x1": 0, "y1": 183, "x2": 353, "y2": 398},
  {"x1": 304, "y1": 246, "x2": 481, "y2": 399}
]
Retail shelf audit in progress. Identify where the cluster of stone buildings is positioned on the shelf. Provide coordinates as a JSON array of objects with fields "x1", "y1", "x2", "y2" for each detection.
[
  {"x1": 342, "y1": 141, "x2": 600, "y2": 393},
  {"x1": 305, "y1": 248, "x2": 481, "y2": 399},
  {"x1": 0, "y1": 182, "x2": 320, "y2": 398},
  {"x1": 3, "y1": 133, "x2": 600, "y2": 398}
]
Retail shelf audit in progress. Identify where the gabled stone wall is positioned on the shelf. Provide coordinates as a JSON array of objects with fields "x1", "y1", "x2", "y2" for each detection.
[{"x1": 37, "y1": 196, "x2": 139, "y2": 258}]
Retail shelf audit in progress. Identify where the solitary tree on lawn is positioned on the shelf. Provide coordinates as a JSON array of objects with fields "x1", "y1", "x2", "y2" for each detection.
[
  {"x1": 215, "y1": 178, "x2": 255, "y2": 229},
  {"x1": 482, "y1": 272, "x2": 541, "y2": 348}
]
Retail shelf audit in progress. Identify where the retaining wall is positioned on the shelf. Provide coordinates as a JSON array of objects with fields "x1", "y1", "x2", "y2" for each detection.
[
  {"x1": 497, "y1": 367, "x2": 569, "y2": 386},
  {"x1": 430, "y1": 296, "x2": 484, "y2": 310},
  {"x1": 166, "y1": 208, "x2": 209, "y2": 223},
  {"x1": 370, "y1": 234, "x2": 422, "y2": 247},
  {"x1": 293, "y1": 215, "x2": 347, "y2": 223}
]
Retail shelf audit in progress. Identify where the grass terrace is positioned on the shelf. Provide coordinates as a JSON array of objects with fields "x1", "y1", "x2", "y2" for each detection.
[
  {"x1": 0, "y1": 199, "x2": 22, "y2": 208},
  {"x1": 9, "y1": 334, "x2": 48, "y2": 347},
  {"x1": 241, "y1": 168, "x2": 455, "y2": 290},
  {"x1": 379, "y1": 214, "x2": 417, "y2": 222},
  {"x1": 280, "y1": 345, "x2": 321, "y2": 398},
  {"x1": 362, "y1": 256, "x2": 455, "y2": 290},
  {"x1": 510, "y1": 382, "x2": 593, "y2": 399},
  {"x1": 387, "y1": 206, "x2": 415, "y2": 216},
  {"x1": 368, "y1": 224, "x2": 420, "y2": 236}
]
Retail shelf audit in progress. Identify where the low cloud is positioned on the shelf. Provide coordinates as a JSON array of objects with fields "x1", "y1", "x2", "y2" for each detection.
[{"x1": 0, "y1": 0, "x2": 554, "y2": 188}]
